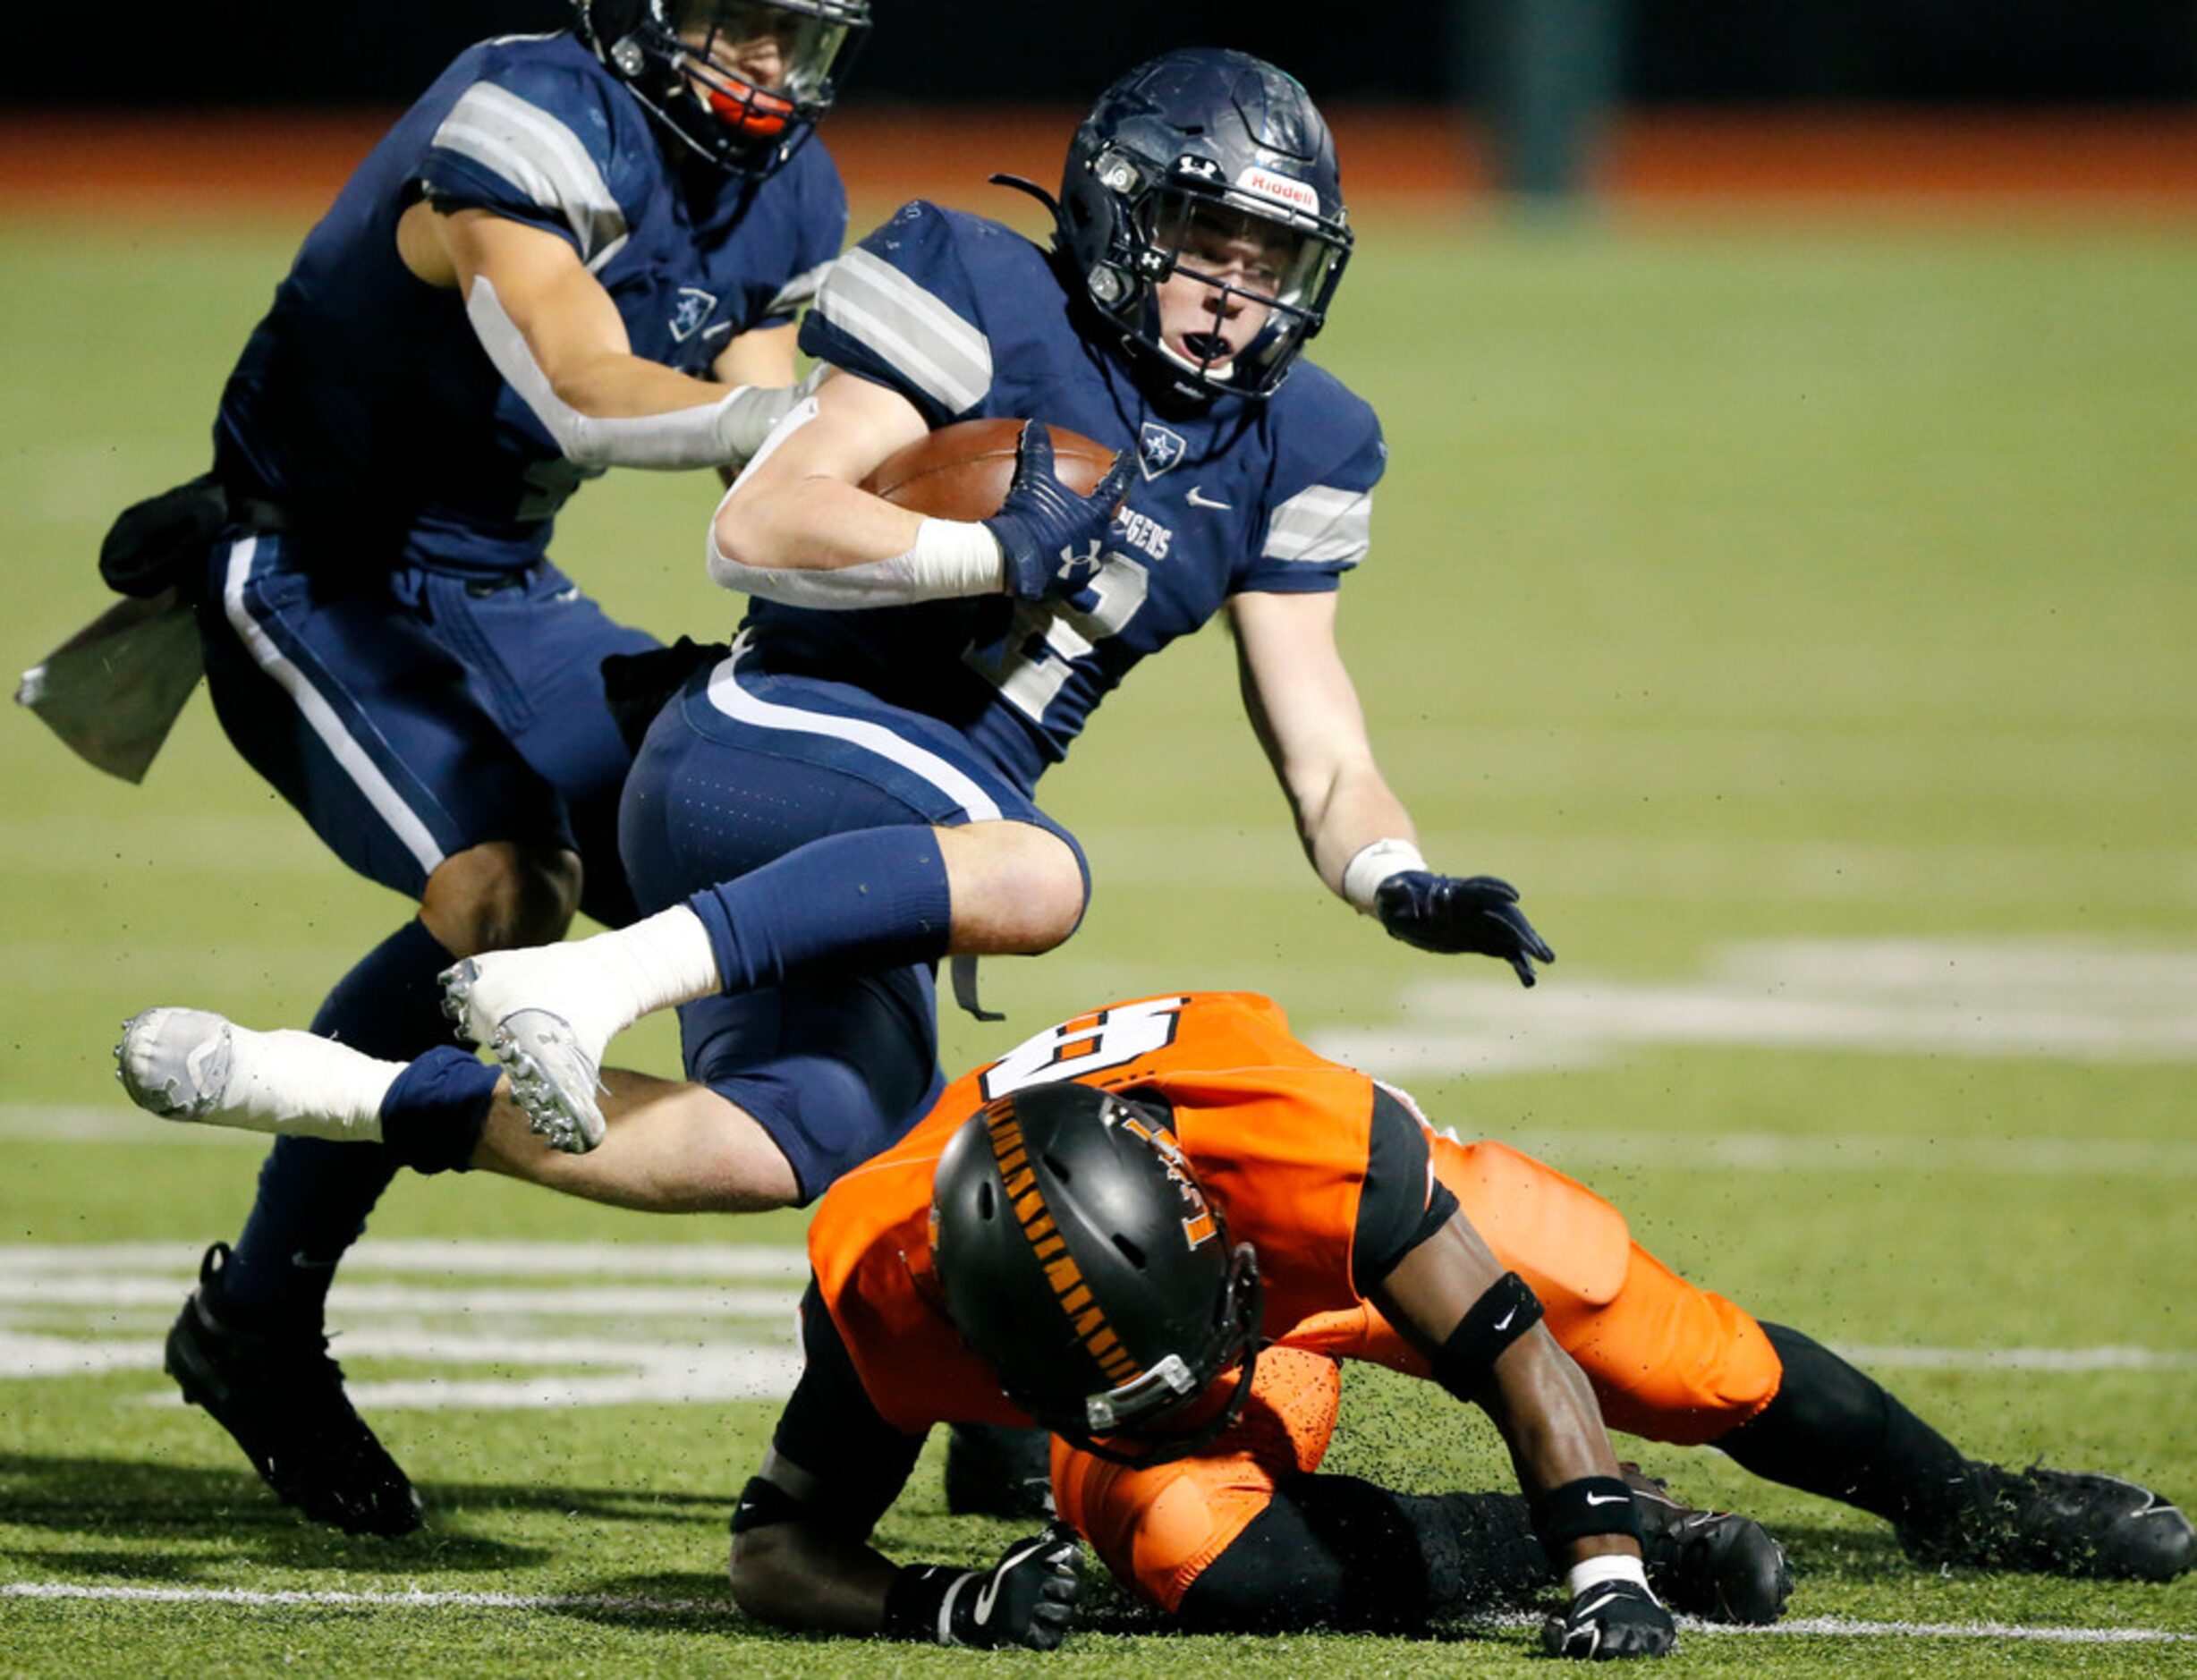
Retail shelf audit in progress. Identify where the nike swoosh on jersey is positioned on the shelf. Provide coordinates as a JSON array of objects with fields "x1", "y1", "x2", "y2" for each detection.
[
  {"x1": 1184, "y1": 487, "x2": 1232, "y2": 510},
  {"x1": 1493, "y1": 1306, "x2": 1518, "y2": 1331},
  {"x1": 1584, "y1": 1491, "x2": 1629, "y2": 1506}
]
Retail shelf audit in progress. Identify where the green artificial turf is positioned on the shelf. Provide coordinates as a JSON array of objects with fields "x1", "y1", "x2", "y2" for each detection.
[{"x1": 1, "y1": 202, "x2": 2192, "y2": 1674}]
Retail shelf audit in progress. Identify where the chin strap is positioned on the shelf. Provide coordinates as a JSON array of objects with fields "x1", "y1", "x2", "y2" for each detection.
[{"x1": 988, "y1": 173, "x2": 1064, "y2": 220}]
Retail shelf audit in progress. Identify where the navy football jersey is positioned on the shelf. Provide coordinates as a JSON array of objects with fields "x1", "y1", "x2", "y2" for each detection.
[
  {"x1": 761, "y1": 200, "x2": 1385, "y2": 794},
  {"x1": 213, "y1": 31, "x2": 846, "y2": 581}
]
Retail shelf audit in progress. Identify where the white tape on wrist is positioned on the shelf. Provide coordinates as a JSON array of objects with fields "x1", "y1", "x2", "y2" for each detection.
[
  {"x1": 1341, "y1": 837, "x2": 1428, "y2": 913},
  {"x1": 1565, "y1": 1553, "x2": 1651, "y2": 1599},
  {"x1": 708, "y1": 516, "x2": 1001, "y2": 610}
]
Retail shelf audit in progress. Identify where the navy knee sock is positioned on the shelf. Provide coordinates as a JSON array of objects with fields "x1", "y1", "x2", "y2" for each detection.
[
  {"x1": 222, "y1": 919, "x2": 459, "y2": 1330},
  {"x1": 685, "y1": 827, "x2": 953, "y2": 994}
]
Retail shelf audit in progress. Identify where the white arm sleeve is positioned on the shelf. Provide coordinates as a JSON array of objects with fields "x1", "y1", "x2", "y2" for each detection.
[{"x1": 465, "y1": 275, "x2": 809, "y2": 471}]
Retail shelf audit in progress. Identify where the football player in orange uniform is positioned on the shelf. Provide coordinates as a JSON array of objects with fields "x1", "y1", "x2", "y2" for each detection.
[{"x1": 118, "y1": 989, "x2": 2193, "y2": 1657}]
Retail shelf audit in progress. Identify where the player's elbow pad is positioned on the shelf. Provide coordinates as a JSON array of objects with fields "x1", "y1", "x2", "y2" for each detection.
[{"x1": 467, "y1": 276, "x2": 810, "y2": 471}]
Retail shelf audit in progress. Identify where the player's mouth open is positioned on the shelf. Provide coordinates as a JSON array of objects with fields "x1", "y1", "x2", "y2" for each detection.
[{"x1": 1173, "y1": 330, "x2": 1234, "y2": 367}]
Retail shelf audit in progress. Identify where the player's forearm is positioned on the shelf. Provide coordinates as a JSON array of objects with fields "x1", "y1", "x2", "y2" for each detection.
[
  {"x1": 1296, "y1": 758, "x2": 1416, "y2": 896},
  {"x1": 467, "y1": 276, "x2": 793, "y2": 470},
  {"x1": 729, "y1": 1521, "x2": 897, "y2": 1635},
  {"x1": 711, "y1": 472, "x2": 1006, "y2": 607},
  {"x1": 1483, "y1": 1333, "x2": 1640, "y2": 1565},
  {"x1": 541, "y1": 345, "x2": 731, "y2": 420}
]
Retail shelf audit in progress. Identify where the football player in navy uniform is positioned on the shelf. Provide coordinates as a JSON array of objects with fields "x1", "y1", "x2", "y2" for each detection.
[
  {"x1": 141, "y1": 0, "x2": 868, "y2": 1539},
  {"x1": 423, "y1": 47, "x2": 1555, "y2": 1517},
  {"x1": 436, "y1": 51, "x2": 1552, "y2": 1202}
]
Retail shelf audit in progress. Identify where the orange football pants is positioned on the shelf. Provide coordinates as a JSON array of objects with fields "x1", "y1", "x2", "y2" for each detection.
[{"x1": 1051, "y1": 1137, "x2": 1785, "y2": 1614}]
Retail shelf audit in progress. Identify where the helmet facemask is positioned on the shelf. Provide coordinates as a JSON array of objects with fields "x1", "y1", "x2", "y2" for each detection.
[
  {"x1": 1041, "y1": 1241, "x2": 1264, "y2": 1468},
  {"x1": 583, "y1": 0, "x2": 867, "y2": 175},
  {"x1": 1128, "y1": 187, "x2": 1348, "y2": 398}
]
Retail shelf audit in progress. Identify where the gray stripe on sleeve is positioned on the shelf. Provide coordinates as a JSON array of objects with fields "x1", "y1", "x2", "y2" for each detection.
[
  {"x1": 1262, "y1": 484, "x2": 1373, "y2": 565},
  {"x1": 814, "y1": 248, "x2": 992, "y2": 414},
  {"x1": 432, "y1": 82, "x2": 629, "y2": 269},
  {"x1": 765, "y1": 260, "x2": 834, "y2": 318}
]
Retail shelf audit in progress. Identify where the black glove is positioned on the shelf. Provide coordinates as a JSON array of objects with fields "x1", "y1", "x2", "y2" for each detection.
[
  {"x1": 885, "y1": 1524, "x2": 1083, "y2": 1650},
  {"x1": 600, "y1": 636, "x2": 729, "y2": 754},
  {"x1": 1540, "y1": 1579, "x2": 1676, "y2": 1660},
  {"x1": 1375, "y1": 872, "x2": 1555, "y2": 988},
  {"x1": 983, "y1": 421, "x2": 1132, "y2": 600},
  {"x1": 98, "y1": 471, "x2": 230, "y2": 598}
]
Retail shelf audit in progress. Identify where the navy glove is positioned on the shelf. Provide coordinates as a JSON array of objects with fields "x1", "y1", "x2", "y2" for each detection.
[
  {"x1": 1540, "y1": 1579, "x2": 1676, "y2": 1660},
  {"x1": 1375, "y1": 872, "x2": 1555, "y2": 988},
  {"x1": 886, "y1": 1524, "x2": 1084, "y2": 1650},
  {"x1": 984, "y1": 421, "x2": 1133, "y2": 600}
]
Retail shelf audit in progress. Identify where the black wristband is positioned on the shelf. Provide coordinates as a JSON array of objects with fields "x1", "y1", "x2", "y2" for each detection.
[
  {"x1": 1530, "y1": 1476, "x2": 1644, "y2": 1557},
  {"x1": 1428, "y1": 1270, "x2": 1544, "y2": 1400},
  {"x1": 882, "y1": 1563, "x2": 971, "y2": 1644}
]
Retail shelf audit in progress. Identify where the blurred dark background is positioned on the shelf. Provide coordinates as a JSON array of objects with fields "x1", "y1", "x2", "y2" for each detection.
[{"x1": 4, "y1": 0, "x2": 2193, "y2": 106}]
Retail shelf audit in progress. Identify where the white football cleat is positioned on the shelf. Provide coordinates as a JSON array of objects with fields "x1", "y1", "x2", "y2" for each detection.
[
  {"x1": 115, "y1": 1008, "x2": 396, "y2": 1141},
  {"x1": 116, "y1": 1007, "x2": 235, "y2": 1121},
  {"x1": 440, "y1": 954, "x2": 616, "y2": 1154}
]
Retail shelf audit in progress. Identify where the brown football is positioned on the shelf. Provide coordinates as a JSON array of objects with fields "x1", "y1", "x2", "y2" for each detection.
[{"x1": 861, "y1": 418, "x2": 1117, "y2": 521}]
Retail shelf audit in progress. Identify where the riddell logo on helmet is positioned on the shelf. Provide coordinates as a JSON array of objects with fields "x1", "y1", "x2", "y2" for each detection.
[{"x1": 1236, "y1": 166, "x2": 1319, "y2": 214}]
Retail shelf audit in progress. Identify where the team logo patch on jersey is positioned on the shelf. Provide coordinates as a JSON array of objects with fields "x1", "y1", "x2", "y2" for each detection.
[
  {"x1": 669, "y1": 287, "x2": 719, "y2": 344},
  {"x1": 1138, "y1": 421, "x2": 1188, "y2": 480}
]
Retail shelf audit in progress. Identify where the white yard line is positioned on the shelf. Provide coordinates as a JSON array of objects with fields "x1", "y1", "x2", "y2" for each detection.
[
  {"x1": 0, "y1": 1244, "x2": 2189, "y2": 1405},
  {"x1": 0, "y1": 1240, "x2": 810, "y2": 1277},
  {"x1": 1, "y1": 1582, "x2": 2190, "y2": 1642}
]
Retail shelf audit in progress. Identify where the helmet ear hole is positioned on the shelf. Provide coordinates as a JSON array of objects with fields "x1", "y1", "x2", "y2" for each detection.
[
  {"x1": 1111, "y1": 1234, "x2": 1147, "y2": 1269},
  {"x1": 974, "y1": 1180, "x2": 995, "y2": 1220},
  {"x1": 1043, "y1": 1153, "x2": 1073, "y2": 1184}
]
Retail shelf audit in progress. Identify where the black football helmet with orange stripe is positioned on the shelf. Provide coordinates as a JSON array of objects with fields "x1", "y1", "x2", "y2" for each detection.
[{"x1": 932, "y1": 1082, "x2": 1263, "y2": 1465}]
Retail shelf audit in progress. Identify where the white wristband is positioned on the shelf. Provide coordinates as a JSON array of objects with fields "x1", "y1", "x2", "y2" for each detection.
[
  {"x1": 1341, "y1": 837, "x2": 1427, "y2": 914},
  {"x1": 935, "y1": 1569, "x2": 974, "y2": 1645},
  {"x1": 708, "y1": 516, "x2": 1003, "y2": 610},
  {"x1": 1565, "y1": 1553, "x2": 1652, "y2": 1600},
  {"x1": 908, "y1": 517, "x2": 1011, "y2": 595}
]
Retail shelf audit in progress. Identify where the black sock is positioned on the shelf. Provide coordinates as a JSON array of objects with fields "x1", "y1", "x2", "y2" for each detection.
[{"x1": 1718, "y1": 1321, "x2": 1976, "y2": 1536}]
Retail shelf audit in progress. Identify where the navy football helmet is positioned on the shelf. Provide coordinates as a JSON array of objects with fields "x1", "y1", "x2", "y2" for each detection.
[
  {"x1": 575, "y1": 0, "x2": 869, "y2": 175},
  {"x1": 931, "y1": 1082, "x2": 1263, "y2": 1465},
  {"x1": 1054, "y1": 49, "x2": 1352, "y2": 401}
]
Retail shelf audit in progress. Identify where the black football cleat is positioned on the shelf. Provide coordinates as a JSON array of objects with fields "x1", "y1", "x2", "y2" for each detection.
[
  {"x1": 165, "y1": 1243, "x2": 422, "y2": 1539},
  {"x1": 1902, "y1": 1462, "x2": 2194, "y2": 1582},
  {"x1": 943, "y1": 1421, "x2": 1056, "y2": 1520},
  {"x1": 1623, "y1": 1463, "x2": 1793, "y2": 1625}
]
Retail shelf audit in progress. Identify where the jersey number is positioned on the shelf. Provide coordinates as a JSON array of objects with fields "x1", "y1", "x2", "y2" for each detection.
[
  {"x1": 963, "y1": 553, "x2": 1149, "y2": 724},
  {"x1": 978, "y1": 996, "x2": 1187, "y2": 1100}
]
